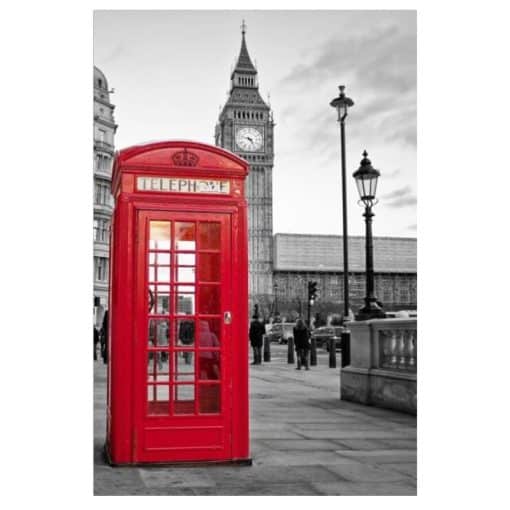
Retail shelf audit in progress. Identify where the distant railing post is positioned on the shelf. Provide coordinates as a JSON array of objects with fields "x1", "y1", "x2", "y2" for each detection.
[
  {"x1": 287, "y1": 337, "x2": 295, "y2": 364},
  {"x1": 329, "y1": 337, "x2": 336, "y2": 368},
  {"x1": 310, "y1": 336, "x2": 317, "y2": 366},
  {"x1": 263, "y1": 335, "x2": 271, "y2": 362}
]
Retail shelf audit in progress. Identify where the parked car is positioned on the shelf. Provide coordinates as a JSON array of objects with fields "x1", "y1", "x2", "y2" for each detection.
[
  {"x1": 385, "y1": 310, "x2": 417, "y2": 319},
  {"x1": 311, "y1": 326, "x2": 344, "y2": 350},
  {"x1": 266, "y1": 323, "x2": 294, "y2": 344}
]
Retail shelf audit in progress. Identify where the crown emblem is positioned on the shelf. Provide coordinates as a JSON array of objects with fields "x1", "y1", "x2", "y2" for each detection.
[{"x1": 171, "y1": 149, "x2": 199, "y2": 167}]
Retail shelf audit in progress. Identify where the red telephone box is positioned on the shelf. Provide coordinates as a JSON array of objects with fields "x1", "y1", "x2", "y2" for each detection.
[{"x1": 106, "y1": 140, "x2": 250, "y2": 465}]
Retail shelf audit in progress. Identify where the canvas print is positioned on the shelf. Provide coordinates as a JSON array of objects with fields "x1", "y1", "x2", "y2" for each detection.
[{"x1": 93, "y1": 9, "x2": 417, "y2": 496}]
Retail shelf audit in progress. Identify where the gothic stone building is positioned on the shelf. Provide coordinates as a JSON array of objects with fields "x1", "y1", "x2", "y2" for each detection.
[
  {"x1": 93, "y1": 66, "x2": 117, "y2": 326},
  {"x1": 215, "y1": 26, "x2": 275, "y2": 311},
  {"x1": 272, "y1": 234, "x2": 417, "y2": 320}
]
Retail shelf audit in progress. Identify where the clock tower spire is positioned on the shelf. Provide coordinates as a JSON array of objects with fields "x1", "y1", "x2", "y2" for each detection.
[
  {"x1": 215, "y1": 23, "x2": 275, "y2": 316},
  {"x1": 230, "y1": 20, "x2": 258, "y2": 91}
]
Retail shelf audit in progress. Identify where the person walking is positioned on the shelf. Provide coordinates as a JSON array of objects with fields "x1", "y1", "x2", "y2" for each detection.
[
  {"x1": 293, "y1": 318, "x2": 310, "y2": 370},
  {"x1": 100, "y1": 310, "x2": 109, "y2": 364},
  {"x1": 94, "y1": 326, "x2": 99, "y2": 361},
  {"x1": 249, "y1": 315, "x2": 265, "y2": 365}
]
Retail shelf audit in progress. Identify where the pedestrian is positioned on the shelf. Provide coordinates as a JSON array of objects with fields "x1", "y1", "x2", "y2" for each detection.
[
  {"x1": 293, "y1": 318, "x2": 310, "y2": 370},
  {"x1": 100, "y1": 310, "x2": 109, "y2": 364},
  {"x1": 179, "y1": 316, "x2": 195, "y2": 364},
  {"x1": 249, "y1": 315, "x2": 265, "y2": 365},
  {"x1": 94, "y1": 326, "x2": 99, "y2": 361}
]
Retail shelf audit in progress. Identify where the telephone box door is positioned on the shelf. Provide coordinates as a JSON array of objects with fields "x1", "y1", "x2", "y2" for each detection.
[{"x1": 134, "y1": 210, "x2": 232, "y2": 463}]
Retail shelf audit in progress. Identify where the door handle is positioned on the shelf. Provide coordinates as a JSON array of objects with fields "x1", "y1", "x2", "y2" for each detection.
[{"x1": 224, "y1": 311, "x2": 232, "y2": 325}]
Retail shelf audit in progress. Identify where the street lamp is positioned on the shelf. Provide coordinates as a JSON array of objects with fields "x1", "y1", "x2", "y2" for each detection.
[
  {"x1": 330, "y1": 85, "x2": 354, "y2": 322},
  {"x1": 353, "y1": 151, "x2": 386, "y2": 321}
]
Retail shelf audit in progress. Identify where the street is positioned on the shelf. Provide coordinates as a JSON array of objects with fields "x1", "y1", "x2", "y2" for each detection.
[{"x1": 94, "y1": 344, "x2": 417, "y2": 495}]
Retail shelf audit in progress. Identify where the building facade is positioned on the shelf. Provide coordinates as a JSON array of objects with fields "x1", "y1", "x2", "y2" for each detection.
[
  {"x1": 271, "y1": 234, "x2": 417, "y2": 320},
  {"x1": 93, "y1": 66, "x2": 117, "y2": 325},
  {"x1": 215, "y1": 25, "x2": 275, "y2": 310}
]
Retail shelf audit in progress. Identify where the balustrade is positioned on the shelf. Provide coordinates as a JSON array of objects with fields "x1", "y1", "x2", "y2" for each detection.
[{"x1": 379, "y1": 326, "x2": 417, "y2": 372}]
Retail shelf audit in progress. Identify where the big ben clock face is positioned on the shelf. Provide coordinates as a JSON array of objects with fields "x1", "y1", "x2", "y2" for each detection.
[{"x1": 235, "y1": 127, "x2": 263, "y2": 152}]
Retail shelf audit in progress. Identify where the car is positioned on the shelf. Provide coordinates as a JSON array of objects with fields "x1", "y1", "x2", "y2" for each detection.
[
  {"x1": 311, "y1": 326, "x2": 344, "y2": 350},
  {"x1": 385, "y1": 310, "x2": 417, "y2": 319},
  {"x1": 266, "y1": 323, "x2": 294, "y2": 344}
]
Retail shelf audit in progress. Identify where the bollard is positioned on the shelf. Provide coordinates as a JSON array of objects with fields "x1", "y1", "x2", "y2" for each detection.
[
  {"x1": 263, "y1": 335, "x2": 271, "y2": 362},
  {"x1": 328, "y1": 337, "x2": 337, "y2": 368},
  {"x1": 310, "y1": 336, "x2": 317, "y2": 366},
  {"x1": 287, "y1": 337, "x2": 295, "y2": 364},
  {"x1": 340, "y1": 329, "x2": 350, "y2": 367}
]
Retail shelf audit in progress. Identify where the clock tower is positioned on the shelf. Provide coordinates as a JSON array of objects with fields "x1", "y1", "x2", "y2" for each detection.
[{"x1": 215, "y1": 22, "x2": 275, "y2": 314}]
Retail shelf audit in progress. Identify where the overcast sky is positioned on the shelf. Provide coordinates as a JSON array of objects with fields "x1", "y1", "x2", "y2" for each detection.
[{"x1": 94, "y1": 10, "x2": 416, "y2": 238}]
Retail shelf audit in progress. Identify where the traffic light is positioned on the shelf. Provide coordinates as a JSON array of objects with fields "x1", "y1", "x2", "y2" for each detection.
[{"x1": 308, "y1": 281, "x2": 318, "y2": 303}]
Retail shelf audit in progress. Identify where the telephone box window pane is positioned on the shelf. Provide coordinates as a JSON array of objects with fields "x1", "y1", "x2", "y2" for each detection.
[
  {"x1": 198, "y1": 253, "x2": 221, "y2": 282},
  {"x1": 199, "y1": 351, "x2": 220, "y2": 380},
  {"x1": 174, "y1": 385, "x2": 195, "y2": 415},
  {"x1": 147, "y1": 353, "x2": 170, "y2": 382},
  {"x1": 147, "y1": 385, "x2": 169, "y2": 415},
  {"x1": 148, "y1": 266, "x2": 155, "y2": 282},
  {"x1": 177, "y1": 318, "x2": 195, "y2": 347},
  {"x1": 149, "y1": 221, "x2": 171, "y2": 250},
  {"x1": 199, "y1": 385, "x2": 220, "y2": 414},
  {"x1": 175, "y1": 351, "x2": 194, "y2": 375},
  {"x1": 199, "y1": 286, "x2": 220, "y2": 314},
  {"x1": 156, "y1": 266, "x2": 171, "y2": 282},
  {"x1": 175, "y1": 222, "x2": 196, "y2": 251},
  {"x1": 198, "y1": 318, "x2": 221, "y2": 346},
  {"x1": 156, "y1": 252, "x2": 170, "y2": 265},
  {"x1": 177, "y1": 267, "x2": 195, "y2": 283},
  {"x1": 156, "y1": 293, "x2": 170, "y2": 314},
  {"x1": 198, "y1": 223, "x2": 220, "y2": 250},
  {"x1": 149, "y1": 252, "x2": 155, "y2": 264},
  {"x1": 148, "y1": 319, "x2": 170, "y2": 347},
  {"x1": 177, "y1": 291, "x2": 195, "y2": 314},
  {"x1": 177, "y1": 253, "x2": 195, "y2": 265}
]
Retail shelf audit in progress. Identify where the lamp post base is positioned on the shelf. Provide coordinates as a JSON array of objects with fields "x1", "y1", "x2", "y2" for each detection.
[{"x1": 355, "y1": 299, "x2": 386, "y2": 321}]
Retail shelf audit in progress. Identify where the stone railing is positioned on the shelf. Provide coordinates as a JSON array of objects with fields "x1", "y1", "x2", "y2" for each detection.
[
  {"x1": 340, "y1": 318, "x2": 417, "y2": 414},
  {"x1": 375, "y1": 322, "x2": 417, "y2": 372}
]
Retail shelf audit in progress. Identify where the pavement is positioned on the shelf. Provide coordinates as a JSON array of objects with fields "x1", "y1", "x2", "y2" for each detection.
[{"x1": 94, "y1": 344, "x2": 417, "y2": 496}]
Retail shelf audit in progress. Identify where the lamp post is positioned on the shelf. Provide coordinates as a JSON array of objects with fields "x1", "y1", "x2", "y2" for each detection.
[
  {"x1": 273, "y1": 282, "x2": 279, "y2": 320},
  {"x1": 330, "y1": 85, "x2": 354, "y2": 322},
  {"x1": 353, "y1": 151, "x2": 386, "y2": 321}
]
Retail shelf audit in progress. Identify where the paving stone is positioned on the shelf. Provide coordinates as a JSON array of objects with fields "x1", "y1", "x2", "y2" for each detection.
[
  {"x1": 379, "y1": 438, "x2": 418, "y2": 450},
  {"x1": 139, "y1": 468, "x2": 216, "y2": 488},
  {"x1": 258, "y1": 439, "x2": 343, "y2": 451},
  {"x1": 334, "y1": 449, "x2": 417, "y2": 464},
  {"x1": 252, "y1": 449, "x2": 365, "y2": 467},
  {"x1": 334, "y1": 438, "x2": 390, "y2": 451},
  {"x1": 312, "y1": 480, "x2": 417, "y2": 496},
  {"x1": 298, "y1": 429, "x2": 407, "y2": 440},
  {"x1": 195, "y1": 482, "x2": 321, "y2": 496},
  {"x1": 325, "y1": 462, "x2": 411, "y2": 483},
  {"x1": 251, "y1": 429, "x2": 305, "y2": 439},
  {"x1": 380, "y1": 462, "x2": 417, "y2": 479}
]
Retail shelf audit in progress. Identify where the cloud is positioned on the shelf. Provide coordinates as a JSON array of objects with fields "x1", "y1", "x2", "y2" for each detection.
[
  {"x1": 381, "y1": 186, "x2": 416, "y2": 208},
  {"x1": 381, "y1": 186, "x2": 412, "y2": 200},
  {"x1": 388, "y1": 196, "x2": 417, "y2": 208},
  {"x1": 279, "y1": 19, "x2": 416, "y2": 150},
  {"x1": 385, "y1": 168, "x2": 402, "y2": 178}
]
